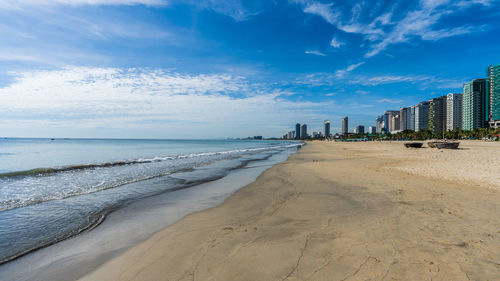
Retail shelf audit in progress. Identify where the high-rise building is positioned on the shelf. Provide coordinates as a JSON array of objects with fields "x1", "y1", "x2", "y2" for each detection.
[
  {"x1": 399, "y1": 107, "x2": 410, "y2": 131},
  {"x1": 391, "y1": 114, "x2": 400, "y2": 132},
  {"x1": 487, "y1": 64, "x2": 500, "y2": 128},
  {"x1": 428, "y1": 96, "x2": 447, "y2": 134},
  {"x1": 446, "y1": 93, "x2": 463, "y2": 131},
  {"x1": 295, "y1": 123, "x2": 301, "y2": 139},
  {"x1": 324, "y1": 120, "x2": 330, "y2": 138},
  {"x1": 368, "y1": 126, "x2": 376, "y2": 134},
  {"x1": 415, "y1": 101, "x2": 429, "y2": 131},
  {"x1": 300, "y1": 124, "x2": 307, "y2": 139},
  {"x1": 354, "y1": 125, "x2": 365, "y2": 134},
  {"x1": 375, "y1": 115, "x2": 384, "y2": 133},
  {"x1": 409, "y1": 106, "x2": 416, "y2": 131},
  {"x1": 384, "y1": 110, "x2": 399, "y2": 132},
  {"x1": 342, "y1": 117, "x2": 348, "y2": 135},
  {"x1": 311, "y1": 131, "x2": 322, "y2": 138},
  {"x1": 463, "y1": 79, "x2": 487, "y2": 130}
]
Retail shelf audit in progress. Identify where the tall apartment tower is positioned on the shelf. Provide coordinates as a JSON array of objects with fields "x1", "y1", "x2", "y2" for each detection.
[
  {"x1": 384, "y1": 110, "x2": 399, "y2": 132},
  {"x1": 342, "y1": 117, "x2": 348, "y2": 135},
  {"x1": 428, "y1": 96, "x2": 447, "y2": 134},
  {"x1": 324, "y1": 120, "x2": 331, "y2": 138},
  {"x1": 409, "y1": 106, "x2": 416, "y2": 131},
  {"x1": 463, "y1": 79, "x2": 487, "y2": 130},
  {"x1": 399, "y1": 107, "x2": 410, "y2": 131},
  {"x1": 354, "y1": 125, "x2": 365, "y2": 134},
  {"x1": 300, "y1": 124, "x2": 307, "y2": 139},
  {"x1": 415, "y1": 101, "x2": 429, "y2": 131},
  {"x1": 375, "y1": 115, "x2": 384, "y2": 133},
  {"x1": 487, "y1": 64, "x2": 500, "y2": 128},
  {"x1": 295, "y1": 123, "x2": 301, "y2": 139},
  {"x1": 446, "y1": 93, "x2": 463, "y2": 131},
  {"x1": 391, "y1": 114, "x2": 400, "y2": 132}
]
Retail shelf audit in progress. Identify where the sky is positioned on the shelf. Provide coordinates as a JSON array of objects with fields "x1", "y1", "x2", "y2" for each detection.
[{"x1": 0, "y1": 0, "x2": 499, "y2": 138}]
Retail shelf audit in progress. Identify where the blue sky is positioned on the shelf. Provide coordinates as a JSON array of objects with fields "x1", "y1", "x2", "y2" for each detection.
[{"x1": 0, "y1": 0, "x2": 499, "y2": 138}]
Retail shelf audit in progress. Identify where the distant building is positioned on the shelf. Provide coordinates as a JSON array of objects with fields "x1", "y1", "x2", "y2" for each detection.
[
  {"x1": 429, "y1": 96, "x2": 447, "y2": 134},
  {"x1": 375, "y1": 115, "x2": 385, "y2": 133},
  {"x1": 368, "y1": 126, "x2": 376, "y2": 134},
  {"x1": 446, "y1": 93, "x2": 463, "y2": 131},
  {"x1": 384, "y1": 110, "x2": 399, "y2": 132},
  {"x1": 399, "y1": 107, "x2": 411, "y2": 131},
  {"x1": 300, "y1": 124, "x2": 307, "y2": 139},
  {"x1": 463, "y1": 79, "x2": 487, "y2": 130},
  {"x1": 391, "y1": 114, "x2": 400, "y2": 132},
  {"x1": 487, "y1": 64, "x2": 500, "y2": 128},
  {"x1": 409, "y1": 106, "x2": 416, "y2": 131},
  {"x1": 354, "y1": 125, "x2": 365, "y2": 134},
  {"x1": 342, "y1": 117, "x2": 348, "y2": 135},
  {"x1": 287, "y1": 131, "x2": 295, "y2": 140},
  {"x1": 415, "y1": 101, "x2": 429, "y2": 131},
  {"x1": 324, "y1": 120, "x2": 331, "y2": 138},
  {"x1": 312, "y1": 131, "x2": 322, "y2": 138},
  {"x1": 295, "y1": 123, "x2": 301, "y2": 139}
]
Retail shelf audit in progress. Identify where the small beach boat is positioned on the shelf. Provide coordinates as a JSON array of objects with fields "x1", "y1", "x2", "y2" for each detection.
[
  {"x1": 427, "y1": 141, "x2": 439, "y2": 148},
  {"x1": 404, "y1": 142, "x2": 423, "y2": 148},
  {"x1": 435, "y1": 142, "x2": 460, "y2": 149}
]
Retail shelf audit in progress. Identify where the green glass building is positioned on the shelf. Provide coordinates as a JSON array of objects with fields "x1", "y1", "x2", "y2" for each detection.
[
  {"x1": 462, "y1": 79, "x2": 487, "y2": 130},
  {"x1": 487, "y1": 64, "x2": 500, "y2": 128}
]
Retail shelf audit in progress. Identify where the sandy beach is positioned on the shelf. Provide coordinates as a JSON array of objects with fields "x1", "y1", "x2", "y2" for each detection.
[{"x1": 80, "y1": 141, "x2": 500, "y2": 281}]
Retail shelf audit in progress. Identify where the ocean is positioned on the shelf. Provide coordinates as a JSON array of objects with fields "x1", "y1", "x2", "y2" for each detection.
[{"x1": 0, "y1": 138, "x2": 301, "y2": 265}]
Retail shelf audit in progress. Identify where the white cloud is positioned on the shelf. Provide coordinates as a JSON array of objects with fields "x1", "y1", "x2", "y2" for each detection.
[
  {"x1": 377, "y1": 98, "x2": 403, "y2": 104},
  {"x1": 305, "y1": 50, "x2": 326, "y2": 56},
  {"x1": 0, "y1": 67, "x2": 331, "y2": 138},
  {"x1": 330, "y1": 37, "x2": 345, "y2": 48},
  {"x1": 335, "y1": 62, "x2": 365, "y2": 78},
  {"x1": 355, "y1": 90, "x2": 369, "y2": 95}
]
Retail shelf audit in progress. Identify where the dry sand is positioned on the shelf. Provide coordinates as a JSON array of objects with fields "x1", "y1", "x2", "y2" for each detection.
[{"x1": 80, "y1": 141, "x2": 500, "y2": 281}]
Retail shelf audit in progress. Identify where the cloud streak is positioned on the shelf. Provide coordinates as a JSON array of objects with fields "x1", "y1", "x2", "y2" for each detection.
[{"x1": 305, "y1": 50, "x2": 326, "y2": 56}]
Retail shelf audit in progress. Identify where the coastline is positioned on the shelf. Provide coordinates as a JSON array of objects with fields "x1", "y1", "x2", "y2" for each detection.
[
  {"x1": 80, "y1": 140, "x2": 500, "y2": 281},
  {"x1": 0, "y1": 146, "x2": 297, "y2": 281}
]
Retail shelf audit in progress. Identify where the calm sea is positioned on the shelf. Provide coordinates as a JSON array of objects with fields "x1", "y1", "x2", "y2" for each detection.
[{"x1": 0, "y1": 138, "x2": 301, "y2": 264}]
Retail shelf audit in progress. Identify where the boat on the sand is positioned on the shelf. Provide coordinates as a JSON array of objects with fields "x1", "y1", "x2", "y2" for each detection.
[
  {"x1": 427, "y1": 141, "x2": 460, "y2": 149},
  {"x1": 435, "y1": 142, "x2": 460, "y2": 149},
  {"x1": 404, "y1": 142, "x2": 423, "y2": 148}
]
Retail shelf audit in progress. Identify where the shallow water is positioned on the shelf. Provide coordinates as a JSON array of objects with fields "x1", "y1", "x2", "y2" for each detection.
[{"x1": 0, "y1": 138, "x2": 301, "y2": 264}]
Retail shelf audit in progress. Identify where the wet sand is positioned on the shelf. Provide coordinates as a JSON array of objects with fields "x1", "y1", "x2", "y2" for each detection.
[{"x1": 80, "y1": 141, "x2": 500, "y2": 281}]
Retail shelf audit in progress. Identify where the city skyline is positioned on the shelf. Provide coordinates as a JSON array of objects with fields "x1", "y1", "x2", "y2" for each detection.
[{"x1": 1, "y1": 1, "x2": 500, "y2": 138}]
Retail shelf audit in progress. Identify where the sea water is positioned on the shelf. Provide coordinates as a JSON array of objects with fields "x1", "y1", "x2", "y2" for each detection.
[{"x1": 0, "y1": 138, "x2": 301, "y2": 264}]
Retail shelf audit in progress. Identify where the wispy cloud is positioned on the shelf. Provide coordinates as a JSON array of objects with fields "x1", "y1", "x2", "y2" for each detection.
[
  {"x1": 355, "y1": 90, "x2": 369, "y2": 95},
  {"x1": 335, "y1": 62, "x2": 365, "y2": 78},
  {"x1": 330, "y1": 37, "x2": 345, "y2": 48},
  {"x1": 377, "y1": 98, "x2": 403, "y2": 104},
  {"x1": 305, "y1": 50, "x2": 326, "y2": 56},
  {"x1": 295, "y1": 71, "x2": 465, "y2": 89}
]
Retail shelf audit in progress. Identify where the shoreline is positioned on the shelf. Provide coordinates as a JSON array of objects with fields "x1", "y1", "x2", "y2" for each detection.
[
  {"x1": 0, "y1": 147, "x2": 297, "y2": 281},
  {"x1": 80, "y1": 141, "x2": 500, "y2": 281}
]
